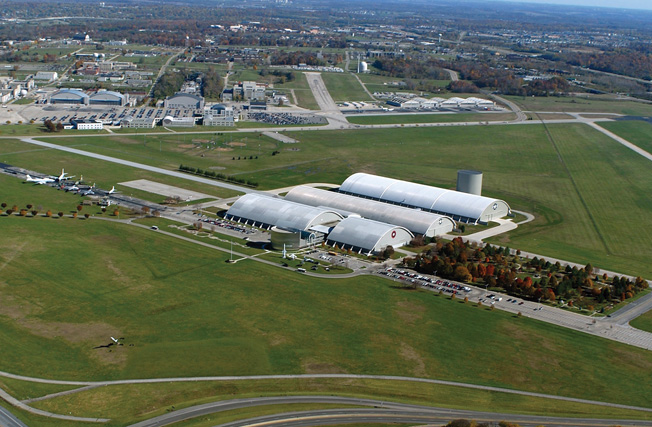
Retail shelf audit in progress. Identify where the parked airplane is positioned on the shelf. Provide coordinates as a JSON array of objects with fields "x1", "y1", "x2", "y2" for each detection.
[
  {"x1": 56, "y1": 168, "x2": 75, "y2": 182},
  {"x1": 25, "y1": 175, "x2": 55, "y2": 185},
  {"x1": 80, "y1": 184, "x2": 96, "y2": 196},
  {"x1": 110, "y1": 337, "x2": 119, "y2": 343},
  {"x1": 108, "y1": 186, "x2": 120, "y2": 195}
]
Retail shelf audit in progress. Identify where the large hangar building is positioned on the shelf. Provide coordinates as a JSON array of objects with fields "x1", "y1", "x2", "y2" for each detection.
[
  {"x1": 284, "y1": 185, "x2": 455, "y2": 237},
  {"x1": 326, "y1": 217, "x2": 413, "y2": 254},
  {"x1": 224, "y1": 193, "x2": 343, "y2": 249},
  {"x1": 339, "y1": 173, "x2": 510, "y2": 224}
]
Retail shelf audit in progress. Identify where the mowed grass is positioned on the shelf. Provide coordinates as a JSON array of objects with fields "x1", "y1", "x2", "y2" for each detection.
[
  {"x1": 0, "y1": 139, "x2": 242, "y2": 200},
  {"x1": 598, "y1": 119, "x2": 652, "y2": 154},
  {"x1": 505, "y1": 94, "x2": 652, "y2": 115},
  {"x1": 321, "y1": 72, "x2": 374, "y2": 102},
  {"x1": 17, "y1": 122, "x2": 652, "y2": 277},
  {"x1": 1, "y1": 215, "x2": 652, "y2": 411},
  {"x1": 631, "y1": 310, "x2": 652, "y2": 333},
  {"x1": 347, "y1": 112, "x2": 516, "y2": 125},
  {"x1": 28, "y1": 378, "x2": 652, "y2": 426}
]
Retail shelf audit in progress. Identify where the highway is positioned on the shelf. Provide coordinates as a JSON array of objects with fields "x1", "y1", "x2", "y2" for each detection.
[
  {"x1": 125, "y1": 396, "x2": 652, "y2": 427},
  {"x1": 0, "y1": 405, "x2": 28, "y2": 427}
]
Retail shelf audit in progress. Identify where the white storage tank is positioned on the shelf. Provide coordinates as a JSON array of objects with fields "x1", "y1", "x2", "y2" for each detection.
[
  {"x1": 456, "y1": 170, "x2": 483, "y2": 196},
  {"x1": 358, "y1": 61, "x2": 368, "y2": 73}
]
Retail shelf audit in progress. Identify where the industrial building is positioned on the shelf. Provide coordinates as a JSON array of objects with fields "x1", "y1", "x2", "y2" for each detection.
[
  {"x1": 89, "y1": 90, "x2": 128, "y2": 106},
  {"x1": 339, "y1": 173, "x2": 510, "y2": 224},
  {"x1": 326, "y1": 217, "x2": 413, "y2": 254},
  {"x1": 284, "y1": 186, "x2": 455, "y2": 237},
  {"x1": 163, "y1": 92, "x2": 205, "y2": 109},
  {"x1": 49, "y1": 89, "x2": 89, "y2": 105}
]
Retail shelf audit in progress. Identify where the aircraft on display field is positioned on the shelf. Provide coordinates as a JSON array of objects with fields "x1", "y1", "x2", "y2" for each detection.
[
  {"x1": 25, "y1": 174, "x2": 55, "y2": 184},
  {"x1": 80, "y1": 184, "x2": 96, "y2": 196},
  {"x1": 108, "y1": 186, "x2": 120, "y2": 195},
  {"x1": 56, "y1": 169, "x2": 75, "y2": 182}
]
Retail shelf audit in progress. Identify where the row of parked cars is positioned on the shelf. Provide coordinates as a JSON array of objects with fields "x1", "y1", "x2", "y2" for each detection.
[
  {"x1": 200, "y1": 218, "x2": 253, "y2": 234},
  {"x1": 378, "y1": 267, "x2": 472, "y2": 294}
]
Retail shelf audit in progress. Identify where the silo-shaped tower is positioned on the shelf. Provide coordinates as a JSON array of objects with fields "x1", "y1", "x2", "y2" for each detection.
[{"x1": 456, "y1": 170, "x2": 483, "y2": 196}]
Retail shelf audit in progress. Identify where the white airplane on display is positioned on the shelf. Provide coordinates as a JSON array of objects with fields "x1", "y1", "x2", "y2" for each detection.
[
  {"x1": 110, "y1": 337, "x2": 119, "y2": 343},
  {"x1": 80, "y1": 184, "x2": 96, "y2": 196},
  {"x1": 108, "y1": 186, "x2": 120, "y2": 195},
  {"x1": 56, "y1": 169, "x2": 75, "y2": 182},
  {"x1": 25, "y1": 175, "x2": 55, "y2": 185}
]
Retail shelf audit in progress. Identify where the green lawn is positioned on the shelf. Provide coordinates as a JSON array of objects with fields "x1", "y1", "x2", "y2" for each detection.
[
  {"x1": 631, "y1": 309, "x2": 652, "y2": 333},
  {"x1": 0, "y1": 140, "x2": 242, "y2": 201},
  {"x1": 505, "y1": 94, "x2": 652, "y2": 116},
  {"x1": 14, "y1": 120, "x2": 652, "y2": 278},
  {"x1": 1, "y1": 215, "x2": 652, "y2": 421},
  {"x1": 347, "y1": 112, "x2": 515, "y2": 125},
  {"x1": 321, "y1": 73, "x2": 374, "y2": 102},
  {"x1": 598, "y1": 120, "x2": 652, "y2": 154}
]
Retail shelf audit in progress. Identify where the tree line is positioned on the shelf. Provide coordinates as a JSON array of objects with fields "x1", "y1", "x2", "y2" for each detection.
[{"x1": 178, "y1": 164, "x2": 258, "y2": 188}]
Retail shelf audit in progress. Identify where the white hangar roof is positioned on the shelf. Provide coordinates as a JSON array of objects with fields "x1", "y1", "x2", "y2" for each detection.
[
  {"x1": 225, "y1": 193, "x2": 343, "y2": 231},
  {"x1": 284, "y1": 185, "x2": 455, "y2": 237},
  {"x1": 327, "y1": 217, "x2": 414, "y2": 254},
  {"x1": 339, "y1": 173, "x2": 510, "y2": 224}
]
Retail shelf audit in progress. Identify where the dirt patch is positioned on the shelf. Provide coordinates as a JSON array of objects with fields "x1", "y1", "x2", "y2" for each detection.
[
  {"x1": 209, "y1": 166, "x2": 226, "y2": 170},
  {"x1": 399, "y1": 342, "x2": 427, "y2": 377},
  {"x1": 227, "y1": 142, "x2": 246, "y2": 147},
  {"x1": 178, "y1": 144, "x2": 195, "y2": 149},
  {"x1": 92, "y1": 346, "x2": 129, "y2": 367},
  {"x1": 216, "y1": 147, "x2": 233, "y2": 152},
  {"x1": 192, "y1": 139, "x2": 211, "y2": 143},
  {"x1": 302, "y1": 360, "x2": 347, "y2": 374},
  {"x1": 0, "y1": 241, "x2": 28, "y2": 273},
  {"x1": 394, "y1": 300, "x2": 426, "y2": 325}
]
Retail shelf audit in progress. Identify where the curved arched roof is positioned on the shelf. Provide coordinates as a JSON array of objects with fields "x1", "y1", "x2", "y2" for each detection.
[
  {"x1": 51, "y1": 89, "x2": 88, "y2": 100},
  {"x1": 226, "y1": 193, "x2": 343, "y2": 231},
  {"x1": 339, "y1": 173, "x2": 510, "y2": 223},
  {"x1": 90, "y1": 90, "x2": 125, "y2": 100},
  {"x1": 327, "y1": 217, "x2": 413, "y2": 253},
  {"x1": 285, "y1": 186, "x2": 455, "y2": 237}
]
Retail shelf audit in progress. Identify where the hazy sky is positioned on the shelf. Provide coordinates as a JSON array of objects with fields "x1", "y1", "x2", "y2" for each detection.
[{"x1": 490, "y1": 0, "x2": 652, "y2": 11}]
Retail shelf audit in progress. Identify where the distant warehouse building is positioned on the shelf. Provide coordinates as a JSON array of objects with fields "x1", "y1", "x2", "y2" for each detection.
[
  {"x1": 161, "y1": 115, "x2": 196, "y2": 127},
  {"x1": 164, "y1": 92, "x2": 205, "y2": 109},
  {"x1": 203, "y1": 104, "x2": 234, "y2": 127},
  {"x1": 339, "y1": 173, "x2": 510, "y2": 224},
  {"x1": 326, "y1": 217, "x2": 414, "y2": 255},
  {"x1": 49, "y1": 89, "x2": 89, "y2": 105},
  {"x1": 284, "y1": 185, "x2": 455, "y2": 237},
  {"x1": 71, "y1": 119, "x2": 103, "y2": 130},
  {"x1": 121, "y1": 116, "x2": 158, "y2": 128},
  {"x1": 89, "y1": 90, "x2": 128, "y2": 106}
]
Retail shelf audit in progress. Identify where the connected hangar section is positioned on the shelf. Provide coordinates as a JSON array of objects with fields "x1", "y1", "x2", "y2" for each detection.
[
  {"x1": 284, "y1": 185, "x2": 455, "y2": 237},
  {"x1": 339, "y1": 173, "x2": 510, "y2": 224},
  {"x1": 224, "y1": 172, "x2": 511, "y2": 255}
]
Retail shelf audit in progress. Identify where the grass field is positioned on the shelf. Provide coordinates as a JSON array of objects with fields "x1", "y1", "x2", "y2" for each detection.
[
  {"x1": 0, "y1": 124, "x2": 109, "y2": 136},
  {"x1": 505, "y1": 94, "x2": 652, "y2": 116},
  {"x1": 1, "y1": 214, "x2": 652, "y2": 422},
  {"x1": 321, "y1": 72, "x2": 374, "y2": 102},
  {"x1": 631, "y1": 311, "x2": 652, "y2": 333},
  {"x1": 23, "y1": 377, "x2": 652, "y2": 426},
  {"x1": 0, "y1": 140, "x2": 242, "y2": 201},
  {"x1": 346, "y1": 112, "x2": 516, "y2": 125},
  {"x1": 18, "y1": 120, "x2": 652, "y2": 277},
  {"x1": 598, "y1": 120, "x2": 652, "y2": 154}
]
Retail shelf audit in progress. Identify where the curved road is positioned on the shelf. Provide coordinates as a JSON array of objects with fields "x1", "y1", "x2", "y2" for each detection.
[{"x1": 216, "y1": 408, "x2": 652, "y2": 427}]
